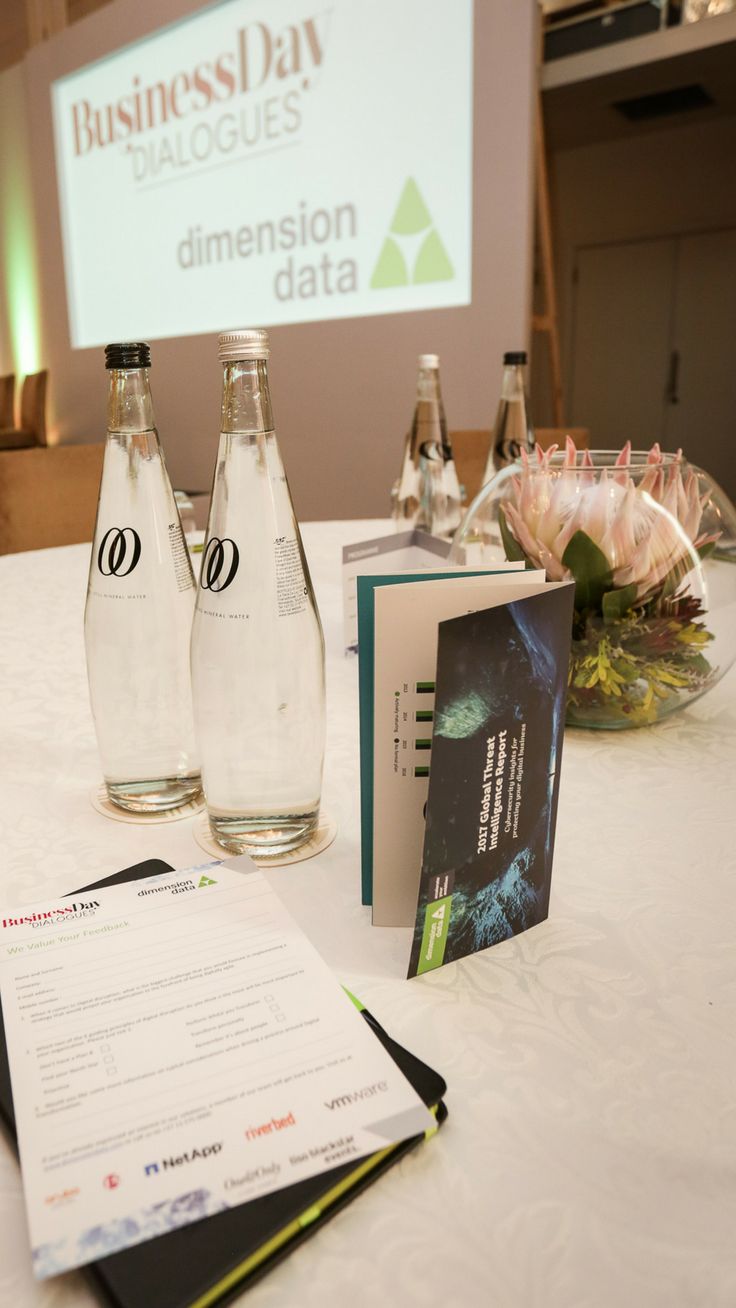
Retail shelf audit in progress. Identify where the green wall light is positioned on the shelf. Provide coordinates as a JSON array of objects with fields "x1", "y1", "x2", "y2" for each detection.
[{"x1": 0, "y1": 64, "x2": 42, "y2": 380}]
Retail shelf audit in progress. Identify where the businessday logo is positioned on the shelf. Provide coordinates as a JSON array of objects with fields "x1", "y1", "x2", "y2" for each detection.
[{"x1": 65, "y1": 8, "x2": 330, "y2": 184}]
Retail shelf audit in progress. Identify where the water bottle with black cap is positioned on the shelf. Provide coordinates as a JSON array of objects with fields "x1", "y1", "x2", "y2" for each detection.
[
  {"x1": 84, "y1": 342, "x2": 201, "y2": 812},
  {"x1": 486, "y1": 350, "x2": 536, "y2": 477}
]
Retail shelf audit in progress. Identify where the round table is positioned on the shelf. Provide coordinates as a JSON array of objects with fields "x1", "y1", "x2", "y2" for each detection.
[{"x1": 1, "y1": 521, "x2": 734, "y2": 1308}]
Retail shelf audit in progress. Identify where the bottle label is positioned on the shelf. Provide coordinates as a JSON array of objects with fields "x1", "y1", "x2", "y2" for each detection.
[
  {"x1": 89, "y1": 526, "x2": 148, "y2": 600},
  {"x1": 97, "y1": 527, "x2": 141, "y2": 578},
  {"x1": 274, "y1": 536, "x2": 308, "y2": 617},
  {"x1": 397, "y1": 460, "x2": 420, "y2": 501},
  {"x1": 200, "y1": 537, "x2": 241, "y2": 594},
  {"x1": 168, "y1": 521, "x2": 194, "y2": 593}
]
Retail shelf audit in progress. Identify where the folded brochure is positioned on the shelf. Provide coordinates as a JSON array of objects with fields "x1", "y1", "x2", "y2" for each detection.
[{"x1": 408, "y1": 583, "x2": 575, "y2": 976}]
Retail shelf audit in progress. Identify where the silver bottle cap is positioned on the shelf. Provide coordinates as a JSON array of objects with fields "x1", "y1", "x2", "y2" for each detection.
[
  {"x1": 418, "y1": 353, "x2": 439, "y2": 369},
  {"x1": 218, "y1": 328, "x2": 270, "y2": 362}
]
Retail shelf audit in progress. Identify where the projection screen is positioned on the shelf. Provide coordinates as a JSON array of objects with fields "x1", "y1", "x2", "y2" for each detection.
[{"x1": 51, "y1": 0, "x2": 473, "y2": 348}]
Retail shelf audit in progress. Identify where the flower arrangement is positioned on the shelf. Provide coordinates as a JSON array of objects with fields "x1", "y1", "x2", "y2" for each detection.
[{"x1": 497, "y1": 440, "x2": 721, "y2": 727}]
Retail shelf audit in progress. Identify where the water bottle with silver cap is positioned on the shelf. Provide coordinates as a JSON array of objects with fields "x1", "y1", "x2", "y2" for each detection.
[{"x1": 190, "y1": 328, "x2": 325, "y2": 857}]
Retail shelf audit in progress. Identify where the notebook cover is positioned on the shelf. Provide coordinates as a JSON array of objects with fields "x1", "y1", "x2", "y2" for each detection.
[{"x1": 0, "y1": 860, "x2": 447, "y2": 1308}]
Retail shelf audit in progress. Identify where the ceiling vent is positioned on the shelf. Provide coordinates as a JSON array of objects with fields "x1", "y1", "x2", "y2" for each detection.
[{"x1": 614, "y1": 83, "x2": 714, "y2": 121}]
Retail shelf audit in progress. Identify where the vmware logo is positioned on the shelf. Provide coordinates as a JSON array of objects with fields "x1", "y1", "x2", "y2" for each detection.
[{"x1": 324, "y1": 1081, "x2": 388, "y2": 1111}]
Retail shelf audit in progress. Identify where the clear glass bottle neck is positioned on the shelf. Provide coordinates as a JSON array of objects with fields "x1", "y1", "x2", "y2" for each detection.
[
  {"x1": 501, "y1": 365, "x2": 527, "y2": 403},
  {"x1": 416, "y1": 366, "x2": 442, "y2": 405},
  {"x1": 107, "y1": 368, "x2": 156, "y2": 434},
  {"x1": 221, "y1": 359, "x2": 274, "y2": 434}
]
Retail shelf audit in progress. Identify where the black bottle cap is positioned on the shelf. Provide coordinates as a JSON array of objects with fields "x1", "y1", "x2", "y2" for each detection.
[
  {"x1": 105, "y1": 342, "x2": 151, "y2": 370},
  {"x1": 503, "y1": 351, "x2": 527, "y2": 365}
]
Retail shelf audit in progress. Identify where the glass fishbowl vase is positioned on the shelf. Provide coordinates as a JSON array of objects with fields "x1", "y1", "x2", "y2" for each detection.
[{"x1": 449, "y1": 444, "x2": 736, "y2": 729}]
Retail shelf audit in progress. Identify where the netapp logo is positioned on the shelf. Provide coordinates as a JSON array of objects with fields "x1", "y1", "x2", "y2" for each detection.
[
  {"x1": 324, "y1": 1081, "x2": 388, "y2": 1111},
  {"x1": 144, "y1": 1143, "x2": 222, "y2": 1176}
]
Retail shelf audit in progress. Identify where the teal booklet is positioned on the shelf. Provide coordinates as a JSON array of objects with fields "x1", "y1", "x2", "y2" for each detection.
[
  {"x1": 357, "y1": 565, "x2": 548, "y2": 923},
  {"x1": 407, "y1": 584, "x2": 575, "y2": 977},
  {"x1": 357, "y1": 568, "x2": 508, "y2": 909}
]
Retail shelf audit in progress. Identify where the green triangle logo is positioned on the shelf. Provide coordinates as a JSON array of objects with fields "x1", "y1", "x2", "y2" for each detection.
[
  {"x1": 414, "y1": 229, "x2": 454, "y2": 283},
  {"x1": 371, "y1": 178, "x2": 454, "y2": 289},
  {"x1": 390, "y1": 178, "x2": 432, "y2": 235},
  {"x1": 198, "y1": 875, "x2": 217, "y2": 888},
  {"x1": 371, "y1": 237, "x2": 408, "y2": 288}
]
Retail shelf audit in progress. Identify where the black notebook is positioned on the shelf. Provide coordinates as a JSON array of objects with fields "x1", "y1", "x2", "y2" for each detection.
[{"x1": 0, "y1": 860, "x2": 447, "y2": 1308}]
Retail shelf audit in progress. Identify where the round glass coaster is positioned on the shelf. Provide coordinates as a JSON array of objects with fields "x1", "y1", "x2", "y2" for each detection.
[
  {"x1": 90, "y1": 785, "x2": 206, "y2": 824},
  {"x1": 193, "y1": 811, "x2": 337, "y2": 865}
]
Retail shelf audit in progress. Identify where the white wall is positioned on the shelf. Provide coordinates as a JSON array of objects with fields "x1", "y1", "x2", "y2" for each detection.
[
  {"x1": 1, "y1": 0, "x2": 537, "y2": 520},
  {"x1": 547, "y1": 113, "x2": 736, "y2": 416}
]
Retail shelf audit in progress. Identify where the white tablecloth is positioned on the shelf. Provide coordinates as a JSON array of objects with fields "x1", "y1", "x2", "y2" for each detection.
[{"x1": 1, "y1": 521, "x2": 735, "y2": 1308}]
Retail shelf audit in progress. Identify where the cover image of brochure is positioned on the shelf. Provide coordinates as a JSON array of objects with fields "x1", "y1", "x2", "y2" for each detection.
[
  {"x1": 407, "y1": 584, "x2": 575, "y2": 978},
  {"x1": 358, "y1": 568, "x2": 545, "y2": 925}
]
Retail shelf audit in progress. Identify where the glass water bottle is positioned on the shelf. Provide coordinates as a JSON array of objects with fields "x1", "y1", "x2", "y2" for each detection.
[
  {"x1": 84, "y1": 343, "x2": 201, "y2": 812},
  {"x1": 486, "y1": 350, "x2": 536, "y2": 477},
  {"x1": 190, "y1": 329, "x2": 326, "y2": 857},
  {"x1": 391, "y1": 353, "x2": 462, "y2": 539}
]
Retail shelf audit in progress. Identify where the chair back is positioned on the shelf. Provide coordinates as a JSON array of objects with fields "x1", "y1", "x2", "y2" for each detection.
[
  {"x1": 19, "y1": 370, "x2": 48, "y2": 446},
  {"x1": 0, "y1": 374, "x2": 14, "y2": 428},
  {"x1": 449, "y1": 430, "x2": 491, "y2": 507},
  {"x1": 0, "y1": 443, "x2": 104, "y2": 554}
]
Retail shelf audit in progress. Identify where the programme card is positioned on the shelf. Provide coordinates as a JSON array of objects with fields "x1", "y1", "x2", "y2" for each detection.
[{"x1": 342, "y1": 528, "x2": 454, "y2": 654}]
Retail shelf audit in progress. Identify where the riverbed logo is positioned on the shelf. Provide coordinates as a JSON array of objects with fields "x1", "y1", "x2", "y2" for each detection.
[{"x1": 370, "y1": 178, "x2": 454, "y2": 289}]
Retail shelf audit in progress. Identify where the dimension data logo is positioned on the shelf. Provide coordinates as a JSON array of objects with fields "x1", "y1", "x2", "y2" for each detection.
[{"x1": 370, "y1": 178, "x2": 454, "y2": 289}]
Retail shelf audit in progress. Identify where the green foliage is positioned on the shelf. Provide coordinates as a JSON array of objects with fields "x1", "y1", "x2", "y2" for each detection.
[
  {"x1": 602, "y1": 584, "x2": 638, "y2": 623},
  {"x1": 566, "y1": 604, "x2": 715, "y2": 727},
  {"x1": 497, "y1": 510, "x2": 717, "y2": 726},
  {"x1": 561, "y1": 530, "x2": 613, "y2": 612}
]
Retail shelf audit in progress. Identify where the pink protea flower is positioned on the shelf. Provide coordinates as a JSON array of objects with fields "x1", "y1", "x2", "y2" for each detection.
[{"x1": 501, "y1": 439, "x2": 717, "y2": 604}]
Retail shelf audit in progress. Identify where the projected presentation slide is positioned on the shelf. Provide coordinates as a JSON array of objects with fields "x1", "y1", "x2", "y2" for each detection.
[{"x1": 52, "y1": 0, "x2": 473, "y2": 347}]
